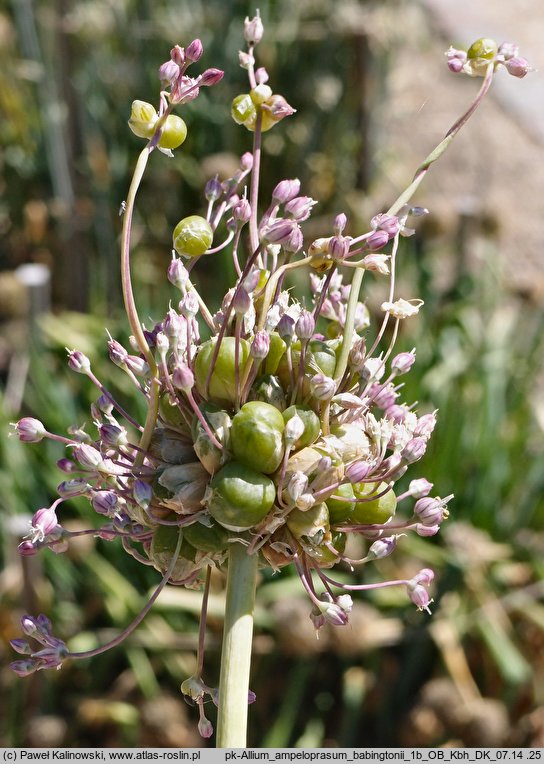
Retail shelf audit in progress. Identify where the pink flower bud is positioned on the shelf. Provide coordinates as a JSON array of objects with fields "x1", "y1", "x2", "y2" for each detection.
[
  {"x1": 185, "y1": 39, "x2": 203, "y2": 63},
  {"x1": 18, "y1": 540, "x2": 39, "y2": 556},
  {"x1": 310, "y1": 373, "x2": 336, "y2": 400},
  {"x1": 371, "y1": 213, "x2": 401, "y2": 237},
  {"x1": 329, "y1": 235, "x2": 350, "y2": 260},
  {"x1": 99, "y1": 424, "x2": 128, "y2": 448},
  {"x1": 67, "y1": 349, "x2": 91, "y2": 374},
  {"x1": 285, "y1": 195, "x2": 317, "y2": 222},
  {"x1": 391, "y1": 349, "x2": 416, "y2": 375},
  {"x1": 170, "y1": 45, "x2": 185, "y2": 67},
  {"x1": 416, "y1": 523, "x2": 440, "y2": 536},
  {"x1": 199, "y1": 68, "x2": 224, "y2": 87},
  {"x1": 12, "y1": 417, "x2": 46, "y2": 443},
  {"x1": 133, "y1": 479, "x2": 153, "y2": 510},
  {"x1": 159, "y1": 59, "x2": 180, "y2": 84},
  {"x1": 232, "y1": 287, "x2": 252, "y2": 316},
  {"x1": 267, "y1": 94, "x2": 296, "y2": 120},
  {"x1": 498, "y1": 41, "x2": 519, "y2": 60},
  {"x1": 401, "y1": 437, "x2": 427, "y2": 464},
  {"x1": 504, "y1": 56, "x2": 533, "y2": 78},
  {"x1": 345, "y1": 460, "x2": 374, "y2": 483},
  {"x1": 31, "y1": 506, "x2": 60, "y2": 540},
  {"x1": 233, "y1": 198, "x2": 251, "y2": 223},
  {"x1": 367, "y1": 536, "x2": 398, "y2": 560},
  {"x1": 334, "y1": 213, "x2": 348, "y2": 235},
  {"x1": 244, "y1": 14, "x2": 264, "y2": 45},
  {"x1": 251, "y1": 330, "x2": 270, "y2": 360},
  {"x1": 72, "y1": 444, "x2": 104, "y2": 471},
  {"x1": 272, "y1": 178, "x2": 301, "y2": 204},
  {"x1": 296, "y1": 309, "x2": 315, "y2": 340},
  {"x1": 167, "y1": 257, "x2": 189, "y2": 289},
  {"x1": 414, "y1": 411, "x2": 437, "y2": 439},
  {"x1": 240, "y1": 152, "x2": 254, "y2": 171},
  {"x1": 172, "y1": 363, "x2": 195, "y2": 392},
  {"x1": 263, "y1": 218, "x2": 298, "y2": 245},
  {"x1": 366, "y1": 230, "x2": 389, "y2": 251},
  {"x1": 409, "y1": 478, "x2": 433, "y2": 499},
  {"x1": 255, "y1": 66, "x2": 269, "y2": 84},
  {"x1": 108, "y1": 338, "x2": 128, "y2": 367},
  {"x1": 92, "y1": 490, "x2": 118, "y2": 516}
]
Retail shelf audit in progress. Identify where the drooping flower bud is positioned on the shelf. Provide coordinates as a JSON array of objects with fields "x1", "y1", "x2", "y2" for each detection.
[
  {"x1": 400, "y1": 437, "x2": 427, "y2": 465},
  {"x1": 414, "y1": 494, "x2": 452, "y2": 526},
  {"x1": 159, "y1": 59, "x2": 180, "y2": 85},
  {"x1": 367, "y1": 536, "x2": 399, "y2": 560},
  {"x1": 199, "y1": 68, "x2": 224, "y2": 87},
  {"x1": 233, "y1": 198, "x2": 251, "y2": 224},
  {"x1": 167, "y1": 256, "x2": 189, "y2": 290},
  {"x1": 92, "y1": 490, "x2": 118, "y2": 516},
  {"x1": 133, "y1": 479, "x2": 153, "y2": 510},
  {"x1": 285, "y1": 196, "x2": 317, "y2": 222},
  {"x1": 408, "y1": 478, "x2": 433, "y2": 499},
  {"x1": 57, "y1": 478, "x2": 91, "y2": 498},
  {"x1": 504, "y1": 56, "x2": 534, "y2": 78}
]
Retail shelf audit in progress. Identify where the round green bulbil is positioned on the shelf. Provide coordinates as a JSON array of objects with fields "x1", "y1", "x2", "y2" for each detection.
[
  {"x1": 173, "y1": 215, "x2": 213, "y2": 258},
  {"x1": 230, "y1": 401, "x2": 285, "y2": 474},
  {"x1": 194, "y1": 337, "x2": 250, "y2": 406},
  {"x1": 350, "y1": 481, "x2": 397, "y2": 525},
  {"x1": 207, "y1": 461, "x2": 276, "y2": 531}
]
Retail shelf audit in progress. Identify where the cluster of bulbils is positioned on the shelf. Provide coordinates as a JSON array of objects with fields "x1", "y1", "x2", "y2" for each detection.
[{"x1": 9, "y1": 22, "x2": 530, "y2": 719}]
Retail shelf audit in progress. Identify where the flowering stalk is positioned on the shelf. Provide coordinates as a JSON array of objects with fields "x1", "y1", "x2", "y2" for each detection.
[{"x1": 9, "y1": 23, "x2": 531, "y2": 748}]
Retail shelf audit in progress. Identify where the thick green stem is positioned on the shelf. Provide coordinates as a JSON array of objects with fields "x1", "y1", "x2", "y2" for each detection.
[{"x1": 216, "y1": 543, "x2": 258, "y2": 747}]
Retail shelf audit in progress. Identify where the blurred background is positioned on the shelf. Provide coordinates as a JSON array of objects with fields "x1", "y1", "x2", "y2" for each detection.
[{"x1": 1, "y1": 0, "x2": 543, "y2": 748}]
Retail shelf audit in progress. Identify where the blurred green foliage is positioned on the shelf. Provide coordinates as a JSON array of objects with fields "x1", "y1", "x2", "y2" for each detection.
[{"x1": 1, "y1": 0, "x2": 543, "y2": 750}]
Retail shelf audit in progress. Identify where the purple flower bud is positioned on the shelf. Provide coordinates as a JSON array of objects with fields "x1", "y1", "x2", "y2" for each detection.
[
  {"x1": 276, "y1": 313, "x2": 296, "y2": 341},
  {"x1": 133, "y1": 479, "x2": 153, "y2": 510},
  {"x1": 414, "y1": 411, "x2": 437, "y2": 439},
  {"x1": 232, "y1": 287, "x2": 252, "y2": 316},
  {"x1": 21, "y1": 615, "x2": 39, "y2": 637},
  {"x1": 73, "y1": 443, "x2": 104, "y2": 471},
  {"x1": 242, "y1": 268, "x2": 261, "y2": 294},
  {"x1": 18, "y1": 540, "x2": 39, "y2": 556},
  {"x1": 371, "y1": 213, "x2": 401, "y2": 237},
  {"x1": 233, "y1": 198, "x2": 251, "y2": 224},
  {"x1": 310, "y1": 373, "x2": 336, "y2": 401},
  {"x1": 285, "y1": 195, "x2": 317, "y2": 222},
  {"x1": 319, "y1": 600, "x2": 349, "y2": 626},
  {"x1": 263, "y1": 218, "x2": 298, "y2": 246},
  {"x1": 366, "y1": 230, "x2": 389, "y2": 251},
  {"x1": 504, "y1": 56, "x2": 533, "y2": 78},
  {"x1": 162, "y1": 308, "x2": 185, "y2": 339},
  {"x1": 345, "y1": 460, "x2": 374, "y2": 483},
  {"x1": 179, "y1": 290, "x2": 199, "y2": 319},
  {"x1": 204, "y1": 175, "x2": 223, "y2": 203},
  {"x1": 414, "y1": 495, "x2": 452, "y2": 526},
  {"x1": 92, "y1": 490, "x2": 118, "y2": 516},
  {"x1": 255, "y1": 66, "x2": 269, "y2": 84},
  {"x1": 349, "y1": 338, "x2": 366, "y2": 370},
  {"x1": 31, "y1": 506, "x2": 60, "y2": 540},
  {"x1": 391, "y1": 349, "x2": 416, "y2": 375},
  {"x1": 416, "y1": 523, "x2": 440, "y2": 537},
  {"x1": 125, "y1": 354, "x2": 148, "y2": 376},
  {"x1": 329, "y1": 235, "x2": 350, "y2": 260},
  {"x1": 413, "y1": 568, "x2": 435, "y2": 586},
  {"x1": 498, "y1": 41, "x2": 519, "y2": 60},
  {"x1": 310, "y1": 609, "x2": 327, "y2": 632},
  {"x1": 57, "y1": 478, "x2": 91, "y2": 498},
  {"x1": 244, "y1": 14, "x2": 264, "y2": 45},
  {"x1": 10, "y1": 660, "x2": 36, "y2": 677},
  {"x1": 240, "y1": 152, "x2": 253, "y2": 171},
  {"x1": 12, "y1": 417, "x2": 46, "y2": 443},
  {"x1": 283, "y1": 225, "x2": 304, "y2": 254},
  {"x1": 407, "y1": 583, "x2": 433, "y2": 612},
  {"x1": 198, "y1": 716, "x2": 214, "y2": 739},
  {"x1": 185, "y1": 39, "x2": 203, "y2": 62},
  {"x1": 172, "y1": 363, "x2": 195, "y2": 392},
  {"x1": 108, "y1": 338, "x2": 129, "y2": 367},
  {"x1": 368, "y1": 382, "x2": 397, "y2": 410},
  {"x1": 170, "y1": 45, "x2": 185, "y2": 67},
  {"x1": 447, "y1": 57, "x2": 465, "y2": 73},
  {"x1": 10, "y1": 638, "x2": 32, "y2": 655},
  {"x1": 250, "y1": 330, "x2": 270, "y2": 360},
  {"x1": 96, "y1": 394, "x2": 113, "y2": 415},
  {"x1": 296, "y1": 309, "x2": 315, "y2": 340},
  {"x1": 272, "y1": 178, "x2": 301, "y2": 204},
  {"x1": 199, "y1": 68, "x2": 224, "y2": 87},
  {"x1": 367, "y1": 536, "x2": 398, "y2": 560},
  {"x1": 159, "y1": 59, "x2": 180, "y2": 84},
  {"x1": 66, "y1": 349, "x2": 91, "y2": 374},
  {"x1": 267, "y1": 94, "x2": 296, "y2": 120},
  {"x1": 409, "y1": 478, "x2": 433, "y2": 499},
  {"x1": 385, "y1": 403, "x2": 409, "y2": 424},
  {"x1": 99, "y1": 424, "x2": 128, "y2": 448},
  {"x1": 167, "y1": 257, "x2": 189, "y2": 289},
  {"x1": 334, "y1": 213, "x2": 347, "y2": 235},
  {"x1": 401, "y1": 437, "x2": 427, "y2": 465}
]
